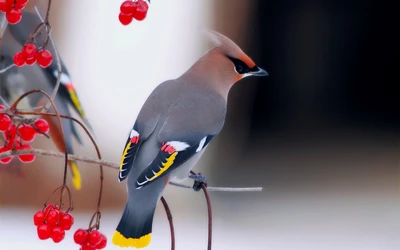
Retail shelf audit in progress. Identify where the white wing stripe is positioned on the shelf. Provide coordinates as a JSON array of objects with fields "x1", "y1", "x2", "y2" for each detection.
[
  {"x1": 196, "y1": 136, "x2": 207, "y2": 152},
  {"x1": 130, "y1": 129, "x2": 139, "y2": 138},
  {"x1": 167, "y1": 141, "x2": 190, "y2": 151}
]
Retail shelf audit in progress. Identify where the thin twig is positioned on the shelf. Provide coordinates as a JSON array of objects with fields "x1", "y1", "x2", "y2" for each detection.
[
  {"x1": 33, "y1": 6, "x2": 62, "y2": 112},
  {"x1": 0, "y1": 63, "x2": 15, "y2": 74},
  {"x1": 0, "y1": 95, "x2": 10, "y2": 108},
  {"x1": 160, "y1": 197, "x2": 175, "y2": 250}
]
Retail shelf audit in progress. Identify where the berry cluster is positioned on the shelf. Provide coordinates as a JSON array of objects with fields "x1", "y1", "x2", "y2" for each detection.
[
  {"x1": 34, "y1": 204, "x2": 74, "y2": 243},
  {"x1": 119, "y1": 0, "x2": 150, "y2": 25},
  {"x1": 13, "y1": 43, "x2": 53, "y2": 68},
  {"x1": 74, "y1": 228, "x2": 107, "y2": 250},
  {"x1": 0, "y1": 0, "x2": 29, "y2": 24},
  {"x1": 0, "y1": 105, "x2": 50, "y2": 164}
]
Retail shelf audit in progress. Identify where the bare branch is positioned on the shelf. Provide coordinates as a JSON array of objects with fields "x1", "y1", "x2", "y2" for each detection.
[
  {"x1": 0, "y1": 62, "x2": 15, "y2": 74},
  {"x1": 0, "y1": 148, "x2": 264, "y2": 192},
  {"x1": 169, "y1": 182, "x2": 264, "y2": 192}
]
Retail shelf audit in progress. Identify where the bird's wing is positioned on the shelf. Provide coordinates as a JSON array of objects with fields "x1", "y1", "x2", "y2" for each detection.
[
  {"x1": 134, "y1": 133, "x2": 215, "y2": 189},
  {"x1": 48, "y1": 67, "x2": 93, "y2": 132},
  {"x1": 118, "y1": 123, "x2": 145, "y2": 182},
  {"x1": 133, "y1": 88, "x2": 227, "y2": 189}
]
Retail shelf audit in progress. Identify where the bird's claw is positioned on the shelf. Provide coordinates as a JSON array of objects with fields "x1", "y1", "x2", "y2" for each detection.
[{"x1": 188, "y1": 172, "x2": 208, "y2": 192}]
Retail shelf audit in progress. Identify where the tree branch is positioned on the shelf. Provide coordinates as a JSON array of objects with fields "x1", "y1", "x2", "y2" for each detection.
[{"x1": 0, "y1": 148, "x2": 264, "y2": 192}]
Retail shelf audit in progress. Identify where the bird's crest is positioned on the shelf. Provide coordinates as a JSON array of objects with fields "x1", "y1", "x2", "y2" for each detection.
[{"x1": 202, "y1": 29, "x2": 256, "y2": 68}]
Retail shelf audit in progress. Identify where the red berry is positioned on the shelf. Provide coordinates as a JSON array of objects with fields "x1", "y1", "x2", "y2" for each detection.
[
  {"x1": 138, "y1": 0, "x2": 149, "y2": 10},
  {"x1": 0, "y1": 146, "x2": 13, "y2": 164},
  {"x1": 6, "y1": 8, "x2": 22, "y2": 24},
  {"x1": 25, "y1": 55, "x2": 37, "y2": 65},
  {"x1": 16, "y1": 0, "x2": 29, "y2": 5},
  {"x1": 132, "y1": 5, "x2": 147, "y2": 21},
  {"x1": 34, "y1": 211, "x2": 45, "y2": 226},
  {"x1": 18, "y1": 144, "x2": 35, "y2": 163},
  {"x1": 46, "y1": 209, "x2": 59, "y2": 226},
  {"x1": 37, "y1": 224, "x2": 51, "y2": 240},
  {"x1": 88, "y1": 230, "x2": 102, "y2": 246},
  {"x1": 74, "y1": 228, "x2": 89, "y2": 245},
  {"x1": 0, "y1": 1, "x2": 12, "y2": 13},
  {"x1": 3, "y1": 124, "x2": 16, "y2": 141},
  {"x1": 59, "y1": 212, "x2": 74, "y2": 230},
  {"x1": 0, "y1": 105, "x2": 5, "y2": 110},
  {"x1": 18, "y1": 124, "x2": 36, "y2": 142},
  {"x1": 5, "y1": 0, "x2": 14, "y2": 6},
  {"x1": 22, "y1": 44, "x2": 37, "y2": 60},
  {"x1": 44, "y1": 204, "x2": 59, "y2": 214},
  {"x1": 51, "y1": 226, "x2": 65, "y2": 243},
  {"x1": 34, "y1": 118, "x2": 50, "y2": 134},
  {"x1": 81, "y1": 242, "x2": 96, "y2": 250},
  {"x1": 13, "y1": 51, "x2": 25, "y2": 67},
  {"x1": 0, "y1": 114, "x2": 11, "y2": 131},
  {"x1": 14, "y1": 1, "x2": 27, "y2": 10},
  {"x1": 120, "y1": 1, "x2": 137, "y2": 15},
  {"x1": 0, "y1": 156, "x2": 13, "y2": 164},
  {"x1": 37, "y1": 50, "x2": 53, "y2": 68},
  {"x1": 119, "y1": 12, "x2": 133, "y2": 25},
  {"x1": 96, "y1": 234, "x2": 107, "y2": 249},
  {"x1": 5, "y1": 139, "x2": 20, "y2": 151}
]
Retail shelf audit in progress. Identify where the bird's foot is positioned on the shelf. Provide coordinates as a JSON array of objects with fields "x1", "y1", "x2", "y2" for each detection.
[{"x1": 188, "y1": 172, "x2": 208, "y2": 192}]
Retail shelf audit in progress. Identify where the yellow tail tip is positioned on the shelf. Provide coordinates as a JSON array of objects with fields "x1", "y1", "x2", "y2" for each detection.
[
  {"x1": 70, "y1": 162, "x2": 81, "y2": 190},
  {"x1": 112, "y1": 231, "x2": 151, "y2": 248}
]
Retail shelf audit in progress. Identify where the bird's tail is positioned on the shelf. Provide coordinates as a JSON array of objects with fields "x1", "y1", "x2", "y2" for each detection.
[
  {"x1": 112, "y1": 195, "x2": 158, "y2": 248},
  {"x1": 68, "y1": 161, "x2": 81, "y2": 190}
]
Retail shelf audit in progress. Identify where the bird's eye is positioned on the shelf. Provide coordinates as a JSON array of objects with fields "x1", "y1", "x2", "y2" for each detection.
[
  {"x1": 235, "y1": 65, "x2": 243, "y2": 73},
  {"x1": 228, "y1": 57, "x2": 250, "y2": 74}
]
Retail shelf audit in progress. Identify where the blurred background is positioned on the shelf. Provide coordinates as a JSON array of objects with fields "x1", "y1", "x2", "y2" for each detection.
[{"x1": 0, "y1": 0, "x2": 399, "y2": 250}]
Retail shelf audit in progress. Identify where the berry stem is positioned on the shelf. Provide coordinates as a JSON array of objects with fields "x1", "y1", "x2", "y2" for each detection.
[
  {"x1": 88, "y1": 211, "x2": 102, "y2": 231},
  {"x1": 160, "y1": 197, "x2": 175, "y2": 250},
  {"x1": 32, "y1": 7, "x2": 62, "y2": 113},
  {"x1": 44, "y1": 0, "x2": 53, "y2": 23}
]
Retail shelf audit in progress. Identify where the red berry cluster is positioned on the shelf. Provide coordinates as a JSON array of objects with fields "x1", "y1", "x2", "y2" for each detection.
[
  {"x1": 14, "y1": 43, "x2": 53, "y2": 68},
  {"x1": 0, "y1": 105, "x2": 50, "y2": 164},
  {"x1": 74, "y1": 228, "x2": 107, "y2": 250},
  {"x1": 0, "y1": 0, "x2": 29, "y2": 24},
  {"x1": 34, "y1": 204, "x2": 74, "y2": 243},
  {"x1": 119, "y1": 0, "x2": 150, "y2": 25}
]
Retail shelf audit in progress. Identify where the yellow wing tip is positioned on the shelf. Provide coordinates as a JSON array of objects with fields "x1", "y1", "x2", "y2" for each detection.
[
  {"x1": 70, "y1": 162, "x2": 81, "y2": 190},
  {"x1": 119, "y1": 142, "x2": 132, "y2": 171},
  {"x1": 112, "y1": 231, "x2": 151, "y2": 248}
]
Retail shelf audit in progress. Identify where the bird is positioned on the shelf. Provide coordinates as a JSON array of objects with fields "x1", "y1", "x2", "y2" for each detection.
[
  {"x1": 0, "y1": 11, "x2": 93, "y2": 190},
  {"x1": 112, "y1": 29, "x2": 268, "y2": 248}
]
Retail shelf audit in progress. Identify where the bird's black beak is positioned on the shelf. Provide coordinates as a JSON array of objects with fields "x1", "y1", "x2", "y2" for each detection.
[{"x1": 249, "y1": 66, "x2": 269, "y2": 76}]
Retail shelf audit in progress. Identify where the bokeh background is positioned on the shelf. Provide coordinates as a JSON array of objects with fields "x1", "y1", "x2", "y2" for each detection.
[{"x1": 0, "y1": 0, "x2": 399, "y2": 250}]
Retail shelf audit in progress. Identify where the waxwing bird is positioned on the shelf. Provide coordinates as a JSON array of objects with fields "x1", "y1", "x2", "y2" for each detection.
[
  {"x1": 113, "y1": 29, "x2": 268, "y2": 248},
  {"x1": 0, "y1": 12, "x2": 93, "y2": 190}
]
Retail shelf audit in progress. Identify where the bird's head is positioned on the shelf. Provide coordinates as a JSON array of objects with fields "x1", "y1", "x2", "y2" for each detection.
[{"x1": 203, "y1": 29, "x2": 268, "y2": 82}]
